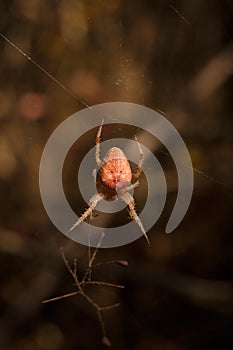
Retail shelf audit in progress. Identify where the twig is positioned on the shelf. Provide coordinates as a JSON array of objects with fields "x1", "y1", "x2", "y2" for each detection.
[
  {"x1": 42, "y1": 235, "x2": 126, "y2": 347},
  {"x1": 42, "y1": 291, "x2": 80, "y2": 303}
]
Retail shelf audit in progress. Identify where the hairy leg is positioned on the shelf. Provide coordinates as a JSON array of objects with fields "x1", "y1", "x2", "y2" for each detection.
[
  {"x1": 120, "y1": 191, "x2": 150, "y2": 247},
  {"x1": 123, "y1": 180, "x2": 139, "y2": 192},
  {"x1": 95, "y1": 119, "x2": 104, "y2": 167},
  {"x1": 132, "y1": 136, "x2": 144, "y2": 179},
  {"x1": 67, "y1": 193, "x2": 103, "y2": 234}
]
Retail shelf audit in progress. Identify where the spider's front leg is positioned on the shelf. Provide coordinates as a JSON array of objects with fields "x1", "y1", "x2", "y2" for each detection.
[
  {"x1": 132, "y1": 136, "x2": 144, "y2": 180},
  {"x1": 119, "y1": 191, "x2": 150, "y2": 247},
  {"x1": 95, "y1": 119, "x2": 104, "y2": 167},
  {"x1": 67, "y1": 193, "x2": 103, "y2": 234},
  {"x1": 67, "y1": 120, "x2": 104, "y2": 235}
]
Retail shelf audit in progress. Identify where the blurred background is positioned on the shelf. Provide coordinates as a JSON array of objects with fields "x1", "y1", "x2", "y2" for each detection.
[{"x1": 0, "y1": 0, "x2": 233, "y2": 349}]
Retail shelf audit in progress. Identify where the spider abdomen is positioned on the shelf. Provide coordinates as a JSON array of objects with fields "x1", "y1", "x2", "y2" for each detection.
[{"x1": 99, "y1": 147, "x2": 132, "y2": 190}]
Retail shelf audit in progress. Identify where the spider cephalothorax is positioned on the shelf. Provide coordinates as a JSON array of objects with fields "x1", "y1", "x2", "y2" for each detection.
[
  {"x1": 98, "y1": 147, "x2": 132, "y2": 190},
  {"x1": 67, "y1": 121, "x2": 150, "y2": 246},
  {"x1": 95, "y1": 148, "x2": 132, "y2": 201}
]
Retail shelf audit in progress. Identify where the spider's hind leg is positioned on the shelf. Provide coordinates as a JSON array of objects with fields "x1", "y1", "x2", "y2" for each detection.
[
  {"x1": 123, "y1": 180, "x2": 139, "y2": 192},
  {"x1": 67, "y1": 193, "x2": 103, "y2": 234},
  {"x1": 119, "y1": 191, "x2": 150, "y2": 247}
]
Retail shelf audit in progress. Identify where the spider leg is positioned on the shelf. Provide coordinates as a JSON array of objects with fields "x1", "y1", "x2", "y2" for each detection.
[
  {"x1": 92, "y1": 168, "x2": 97, "y2": 181},
  {"x1": 67, "y1": 193, "x2": 103, "y2": 234},
  {"x1": 95, "y1": 119, "x2": 104, "y2": 167},
  {"x1": 119, "y1": 191, "x2": 150, "y2": 247},
  {"x1": 132, "y1": 135, "x2": 144, "y2": 179},
  {"x1": 123, "y1": 180, "x2": 139, "y2": 192}
]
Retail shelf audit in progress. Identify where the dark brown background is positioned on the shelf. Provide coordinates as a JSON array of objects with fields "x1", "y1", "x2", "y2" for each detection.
[{"x1": 0, "y1": 1, "x2": 232, "y2": 349}]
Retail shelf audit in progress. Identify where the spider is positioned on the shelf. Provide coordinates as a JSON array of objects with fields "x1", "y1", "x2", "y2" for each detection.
[{"x1": 67, "y1": 121, "x2": 150, "y2": 247}]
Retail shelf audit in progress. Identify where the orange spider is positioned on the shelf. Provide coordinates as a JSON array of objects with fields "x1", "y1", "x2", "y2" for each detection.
[{"x1": 67, "y1": 121, "x2": 150, "y2": 246}]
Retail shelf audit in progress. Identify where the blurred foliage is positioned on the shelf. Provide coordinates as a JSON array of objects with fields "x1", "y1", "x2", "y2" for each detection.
[{"x1": 0, "y1": 0, "x2": 233, "y2": 349}]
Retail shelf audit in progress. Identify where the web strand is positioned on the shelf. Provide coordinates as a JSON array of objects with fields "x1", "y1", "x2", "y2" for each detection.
[
  {"x1": 0, "y1": 32, "x2": 230, "y2": 191},
  {"x1": 0, "y1": 33, "x2": 92, "y2": 110},
  {"x1": 169, "y1": 4, "x2": 192, "y2": 26}
]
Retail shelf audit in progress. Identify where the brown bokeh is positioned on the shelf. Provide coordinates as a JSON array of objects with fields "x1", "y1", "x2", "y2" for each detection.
[{"x1": 0, "y1": 1, "x2": 232, "y2": 349}]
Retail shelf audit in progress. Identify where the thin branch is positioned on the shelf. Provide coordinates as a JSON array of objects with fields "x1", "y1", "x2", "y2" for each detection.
[
  {"x1": 81, "y1": 281, "x2": 124, "y2": 289},
  {"x1": 60, "y1": 246, "x2": 81, "y2": 291},
  {"x1": 42, "y1": 291, "x2": 80, "y2": 303},
  {"x1": 83, "y1": 232, "x2": 105, "y2": 282},
  {"x1": 96, "y1": 308, "x2": 106, "y2": 337},
  {"x1": 94, "y1": 259, "x2": 129, "y2": 268},
  {"x1": 99, "y1": 303, "x2": 121, "y2": 311},
  {"x1": 43, "y1": 234, "x2": 125, "y2": 346}
]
